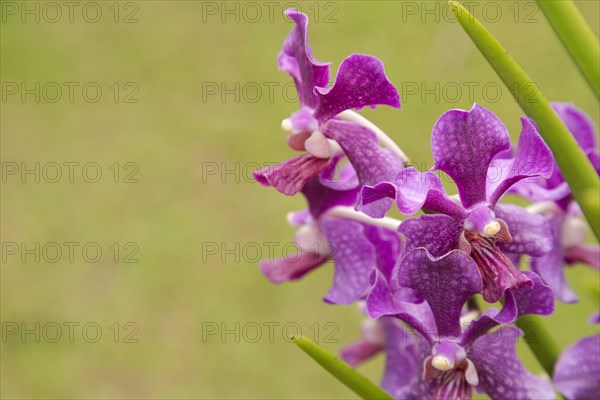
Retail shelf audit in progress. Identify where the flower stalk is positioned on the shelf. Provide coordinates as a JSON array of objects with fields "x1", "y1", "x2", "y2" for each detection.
[
  {"x1": 536, "y1": 0, "x2": 600, "y2": 99},
  {"x1": 448, "y1": 0, "x2": 600, "y2": 241},
  {"x1": 291, "y1": 335, "x2": 393, "y2": 400}
]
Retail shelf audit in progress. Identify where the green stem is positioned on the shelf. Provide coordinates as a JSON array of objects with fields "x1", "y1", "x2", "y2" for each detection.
[
  {"x1": 449, "y1": 1, "x2": 600, "y2": 241},
  {"x1": 536, "y1": 0, "x2": 600, "y2": 99},
  {"x1": 514, "y1": 314, "x2": 562, "y2": 376},
  {"x1": 291, "y1": 335, "x2": 392, "y2": 400}
]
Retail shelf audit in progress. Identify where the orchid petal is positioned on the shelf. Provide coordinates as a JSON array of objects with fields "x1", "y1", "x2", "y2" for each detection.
[{"x1": 314, "y1": 54, "x2": 400, "y2": 122}]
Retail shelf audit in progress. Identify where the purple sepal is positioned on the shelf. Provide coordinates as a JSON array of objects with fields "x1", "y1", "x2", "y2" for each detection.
[
  {"x1": 432, "y1": 104, "x2": 510, "y2": 208},
  {"x1": 554, "y1": 333, "x2": 600, "y2": 400},
  {"x1": 531, "y1": 214, "x2": 579, "y2": 303},
  {"x1": 278, "y1": 9, "x2": 330, "y2": 108},
  {"x1": 398, "y1": 214, "x2": 464, "y2": 257},
  {"x1": 358, "y1": 182, "x2": 397, "y2": 218},
  {"x1": 468, "y1": 326, "x2": 556, "y2": 400},
  {"x1": 340, "y1": 339, "x2": 382, "y2": 368},
  {"x1": 259, "y1": 250, "x2": 327, "y2": 283},
  {"x1": 253, "y1": 154, "x2": 330, "y2": 195},
  {"x1": 553, "y1": 102, "x2": 597, "y2": 152},
  {"x1": 566, "y1": 244, "x2": 600, "y2": 271},
  {"x1": 395, "y1": 249, "x2": 483, "y2": 339},
  {"x1": 318, "y1": 217, "x2": 401, "y2": 305},
  {"x1": 319, "y1": 217, "x2": 377, "y2": 305},
  {"x1": 380, "y1": 319, "x2": 436, "y2": 400}
]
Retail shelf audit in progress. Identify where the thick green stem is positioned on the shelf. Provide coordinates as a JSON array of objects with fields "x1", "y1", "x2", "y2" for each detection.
[
  {"x1": 514, "y1": 314, "x2": 562, "y2": 376},
  {"x1": 449, "y1": 1, "x2": 600, "y2": 241},
  {"x1": 537, "y1": 0, "x2": 600, "y2": 99},
  {"x1": 291, "y1": 335, "x2": 392, "y2": 400}
]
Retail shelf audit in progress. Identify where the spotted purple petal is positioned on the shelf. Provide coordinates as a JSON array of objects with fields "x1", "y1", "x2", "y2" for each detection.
[
  {"x1": 278, "y1": 9, "x2": 330, "y2": 108},
  {"x1": 531, "y1": 214, "x2": 579, "y2": 303},
  {"x1": 553, "y1": 102, "x2": 598, "y2": 152},
  {"x1": 314, "y1": 54, "x2": 401, "y2": 122},
  {"x1": 554, "y1": 334, "x2": 600, "y2": 400},
  {"x1": 487, "y1": 117, "x2": 554, "y2": 205},
  {"x1": 468, "y1": 326, "x2": 556, "y2": 400},
  {"x1": 432, "y1": 104, "x2": 511, "y2": 208},
  {"x1": 495, "y1": 203, "x2": 553, "y2": 257},
  {"x1": 362, "y1": 225, "x2": 401, "y2": 279},
  {"x1": 319, "y1": 217, "x2": 377, "y2": 304},
  {"x1": 366, "y1": 271, "x2": 435, "y2": 341}
]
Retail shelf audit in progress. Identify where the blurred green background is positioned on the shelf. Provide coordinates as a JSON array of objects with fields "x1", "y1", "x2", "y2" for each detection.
[{"x1": 1, "y1": 1, "x2": 599, "y2": 398}]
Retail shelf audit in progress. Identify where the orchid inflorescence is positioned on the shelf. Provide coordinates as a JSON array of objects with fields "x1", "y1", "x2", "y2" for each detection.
[{"x1": 254, "y1": 9, "x2": 599, "y2": 400}]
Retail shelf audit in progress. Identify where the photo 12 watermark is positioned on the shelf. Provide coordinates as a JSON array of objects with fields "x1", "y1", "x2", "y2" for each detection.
[
  {"x1": 201, "y1": 81, "x2": 298, "y2": 104},
  {"x1": 2, "y1": 162, "x2": 140, "y2": 183},
  {"x1": 201, "y1": 321, "x2": 339, "y2": 344},
  {"x1": 1, "y1": 82, "x2": 140, "y2": 103},
  {"x1": 1, "y1": 1, "x2": 140, "y2": 24},
  {"x1": 2, "y1": 241, "x2": 140, "y2": 264},
  {"x1": 200, "y1": 1, "x2": 339, "y2": 24},
  {"x1": 399, "y1": 1, "x2": 540, "y2": 24},
  {"x1": 2, "y1": 321, "x2": 140, "y2": 343},
  {"x1": 400, "y1": 81, "x2": 540, "y2": 104}
]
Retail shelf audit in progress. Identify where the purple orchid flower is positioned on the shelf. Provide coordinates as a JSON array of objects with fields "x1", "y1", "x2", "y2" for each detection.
[
  {"x1": 361, "y1": 104, "x2": 555, "y2": 302},
  {"x1": 259, "y1": 160, "x2": 402, "y2": 304},
  {"x1": 369, "y1": 248, "x2": 556, "y2": 400},
  {"x1": 511, "y1": 103, "x2": 600, "y2": 303},
  {"x1": 512, "y1": 103, "x2": 600, "y2": 208},
  {"x1": 254, "y1": 9, "x2": 406, "y2": 198},
  {"x1": 553, "y1": 314, "x2": 600, "y2": 400}
]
